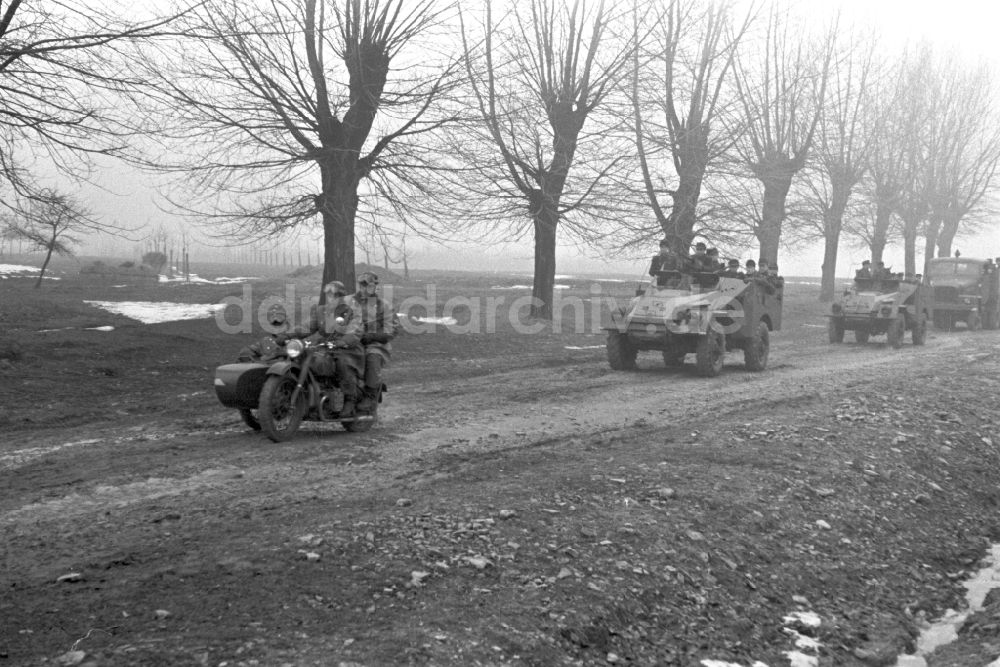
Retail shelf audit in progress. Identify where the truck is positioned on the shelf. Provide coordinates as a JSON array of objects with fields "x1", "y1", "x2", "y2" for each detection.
[
  {"x1": 926, "y1": 256, "x2": 1000, "y2": 330},
  {"x1": 605, "y1": 270, "x2": 783, "y2": 377},
  {"x1": 828, "y1": 275, "x2": 930, "y2": 348}
]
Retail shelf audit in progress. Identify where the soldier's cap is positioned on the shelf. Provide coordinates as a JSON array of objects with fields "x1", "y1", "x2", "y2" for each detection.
[
  {"x1": 266, "y1": 303, "x2": 288, "y2": 325},
  {"x1": 728, "y1": 259, "x2": 740, "y2": 267},
  {"x1": 694, "y1": 242, "x2": 707, "y2": 250},
  {"x1": 323, "y1": 280, "x2": 347, "y2": 296},
  {"x1": 357, "y1": 271, "x2": 379, "y2": 286},
  {"x1": 862, "y1": 260, "x2": 871, "y2": 265},
  {"x1": 707, "y1": 247, "x2": 719, "y2": 255},
  {"x1": 746, "y1": 259, "x2": 756, "y2": 267}
]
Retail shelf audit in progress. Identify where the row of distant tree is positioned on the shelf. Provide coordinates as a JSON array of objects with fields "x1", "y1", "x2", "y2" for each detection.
[{"x1": 2, "y1": 1, "x2": 999, "y2": 309}]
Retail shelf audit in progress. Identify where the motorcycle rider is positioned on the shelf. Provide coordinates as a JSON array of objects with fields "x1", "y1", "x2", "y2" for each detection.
[
  {"x1": 238, "y1": 303, "x2": 290, "y2": 362},
  {"x1": 352, "y1": 271, "x2": 397, "y2": 413},
  {"x1": 308, "y1": 281, "x2": 365, "y2": 414}
]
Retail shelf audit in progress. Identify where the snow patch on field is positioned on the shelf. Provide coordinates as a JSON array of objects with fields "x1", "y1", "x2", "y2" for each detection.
[
  {"x1": 404, "y1": 315, "x2": 458, "y2": 326},
  {"x1": 0, "y1": 263, "x2": 59, "y2": 279},
  {"x1": 159, "y1": 272, "x2": 257, "y2": 284},
  {"x1": 85, "y1": 300, "x2": 227, "y2": 324},
  {"x1": 0, "y1": 263, "x2": 39, "y2": 276}
]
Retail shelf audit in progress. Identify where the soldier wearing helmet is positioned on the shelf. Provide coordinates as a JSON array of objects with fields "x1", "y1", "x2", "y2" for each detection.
[
  {"x1": 352, "y1": 271, "x2": 398, "y2": 413},
  {"x1": 308, "y1": 280, "x2": 365, "y2": 413}
]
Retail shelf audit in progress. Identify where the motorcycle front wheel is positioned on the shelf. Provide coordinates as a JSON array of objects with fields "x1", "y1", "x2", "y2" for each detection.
[{"x1": 259, "y1": 375, "x2": 306, "y2": 442}]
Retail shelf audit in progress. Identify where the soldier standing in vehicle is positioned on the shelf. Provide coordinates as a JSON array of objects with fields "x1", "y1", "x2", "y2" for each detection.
[
  {"x1": 690, "y1": 242, "x2": 711, "y2": 270},
  {"x1": 855, "y1": 260, "x2": 872, "y2": 279},
  {"x1": 744, "y1": 259, "x2": 758, "y2": 277},
  {"x1": 723, "y1": 258, "x2": 743, "y2": 277},
  {"x1": 649, "y1": 239, "x2": 679, "y2": 275},
  {"x1": 352, "y1": 271, "x2": 397, "y2": 413},
  {"x1": 309, "y1": 281, "x2": 365, "y2": 414}
]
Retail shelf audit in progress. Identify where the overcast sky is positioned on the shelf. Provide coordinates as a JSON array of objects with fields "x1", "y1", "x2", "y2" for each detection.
[{"x1": 71, "y1": 0, "x2": 1000, "y2": 278}]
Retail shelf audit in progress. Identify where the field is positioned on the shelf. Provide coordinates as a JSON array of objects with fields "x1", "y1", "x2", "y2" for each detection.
[{"x1": 3, "y1": 257, "x2": 1000, "y2": 667}]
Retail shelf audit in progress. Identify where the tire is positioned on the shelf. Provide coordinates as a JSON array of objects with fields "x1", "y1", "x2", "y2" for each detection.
[
  {"x1": 912, "y1": 313, "x2": 927, "y2": 346},
  {"x1": 828, "y1": 318, "x2": 844, "y2": 343},
  {"x1": 258, "y1": 375, "x2": 306, "y2": 442},
  {"x1": 968, "y1": 311, "x2": 982, "y2": 332},
  {"x1": 606, "y1": 331, "x2": 637, "y2": 370},
  {"x1": 887, "y1": 317, "x2": 905, "y2": 349},
  {"x1": 743, "y1": 321, "x2": 770, "y2": 371},
  {"x1": 695, "y1": 330, "x2": 725, "y2": 377},
  {"x1": 854, "y1": 327, "x2": 870, "y2": 344},
  {"x1": 662, "y1": 349, "x2": 686, "y2": 367},
  {"x1": 239, "y1": 408, "x2": 261, "y2": 432}
]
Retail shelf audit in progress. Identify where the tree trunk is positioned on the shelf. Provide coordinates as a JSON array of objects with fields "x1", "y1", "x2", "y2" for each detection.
[
  {"x1": 661, "y1": 134, "x2": 707, "y2": 253},
  {"x1": 757, "y1": 176, "x2": 792, "y2": 264},
  {"x1": 923, "y1": 215, "x2": 942, "y2": 273},
  {"x1": 870, "y1": 200, "x2": 893, "y2": 264},
  {"x1": 318, "y1": 167, "x2": 360, "y2": 304},
  {"x1": 936, "y1": 212, "x2": 961, "y2": 258},
  {"x1": 35, "y1": 242, "x2": 55, "y2": 289},
  {"x1": 531, "y1": 208, "x2": 558, "y2": 321},
  {"x1": 902, "y1": 220, "x2": 919, "y2": 277}
]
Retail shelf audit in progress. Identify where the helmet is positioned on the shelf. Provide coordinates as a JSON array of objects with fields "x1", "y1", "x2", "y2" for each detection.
[
  {"x1": 357, "y1": 271, "x2": 379, "y2": 287},
  {"x1": 266, "y1": 303, "x2": 287, "y2": 326},
  {"x1": 323, "y1": 280, "x2": 347, "y2": 297}
]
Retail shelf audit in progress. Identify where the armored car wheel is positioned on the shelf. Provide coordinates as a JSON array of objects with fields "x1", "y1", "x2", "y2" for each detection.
[
  {"x1": 828, "y1": 318, "x2": 844, "y2": 343},
  {"x1": 968, "y1": 311, "x2": 982, "y2": 331},
  {"x1": 606, "y1": 331, "x2": 637, "y2": 370},
  {"x1": 239, "y1": 408, "x2": 262, "y2": 432},
  {"x1": 854, "y1": 327, "x2": 870, "y2": 344},
  {"x1": 743, "y1": 321, "x2": 769, "y2": 371},
  {"x1": 912, "y1": 314, "x2": 927, "y2": 345},
  {"x1": 695, "y1": 330, "x2": 725, "y2": 377},
  {"x1": 259, "y1": 375, "x2": 306, "y2": 442},
  {"x1": 887, "y1": 317, "x2": 905, "y2": 349}
]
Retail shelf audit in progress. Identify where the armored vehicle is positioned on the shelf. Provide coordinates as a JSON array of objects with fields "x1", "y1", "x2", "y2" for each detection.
[
  {"x1": 605, "y1": 270, "x2": 783, "y2": 377},
  {"x1": 926, "y1": 257, "x2": 1000, "y2": 330},
  {"x1": 828, "y1": 275, "x2": 929, "y2": 348}
]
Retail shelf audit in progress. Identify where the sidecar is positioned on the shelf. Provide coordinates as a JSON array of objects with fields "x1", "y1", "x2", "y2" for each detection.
[{"x1": 214, "y1": 362, "x2": 269, "y2": 409}]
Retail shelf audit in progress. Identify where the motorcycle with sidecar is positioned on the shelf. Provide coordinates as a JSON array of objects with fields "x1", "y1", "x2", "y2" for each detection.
[{"x1": 214, "y1": 334, "x2": 383, "y2": 442}]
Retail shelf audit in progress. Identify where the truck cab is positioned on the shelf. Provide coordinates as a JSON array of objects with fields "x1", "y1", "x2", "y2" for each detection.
[{"x1": 927, "y1": 257, "x2": 1000, "y2": 330}]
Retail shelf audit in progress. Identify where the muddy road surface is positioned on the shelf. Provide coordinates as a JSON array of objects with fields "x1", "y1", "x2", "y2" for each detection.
[{"x1": 5, "y1": 314, "x2": 1000, "y2": 666}]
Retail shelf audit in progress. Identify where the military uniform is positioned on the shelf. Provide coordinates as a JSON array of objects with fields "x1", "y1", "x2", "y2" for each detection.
[
  {"x1": 353, "y1": 289, "x2": 397, "y2": 408},
  {"x1": 308, "y1": 293, "x2": 365, "y2": 404}
]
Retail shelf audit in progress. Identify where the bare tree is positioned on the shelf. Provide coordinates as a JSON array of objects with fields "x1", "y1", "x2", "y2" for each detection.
[
  {"x1": 457, "y1": 0, "x2": 635, "y2": 319},
  {"x1": 6, "y1": 190, "x2": 95, "y2": 287},
  {"x1": 0, "y1": 0, "x2": 186, "y2": 200},
  {"x1": 731, "y1": 6, "x2": 835, "y2": 264},
  {"x1": 628, "y1": 0, "x2": 754, "y2": 253},
  {"x1": 798, "y1": 30, "x2": 879, "y2": 301},
  {"x1": 923, "y1": 60, "x2": 1000, "y2": 261},
  {"x1": 136, "y1": 0, "x2": 458, "y2": 295}
]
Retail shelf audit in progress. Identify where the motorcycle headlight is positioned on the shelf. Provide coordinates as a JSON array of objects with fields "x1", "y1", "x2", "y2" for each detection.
[{"x1": 286, "y1": 339, "x2": 304, "y2": 359}]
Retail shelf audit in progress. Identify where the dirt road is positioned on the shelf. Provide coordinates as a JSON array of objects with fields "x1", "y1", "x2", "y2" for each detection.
[{"x1": 4, "y1": 321, "x2": 1000, "y2": 666}]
